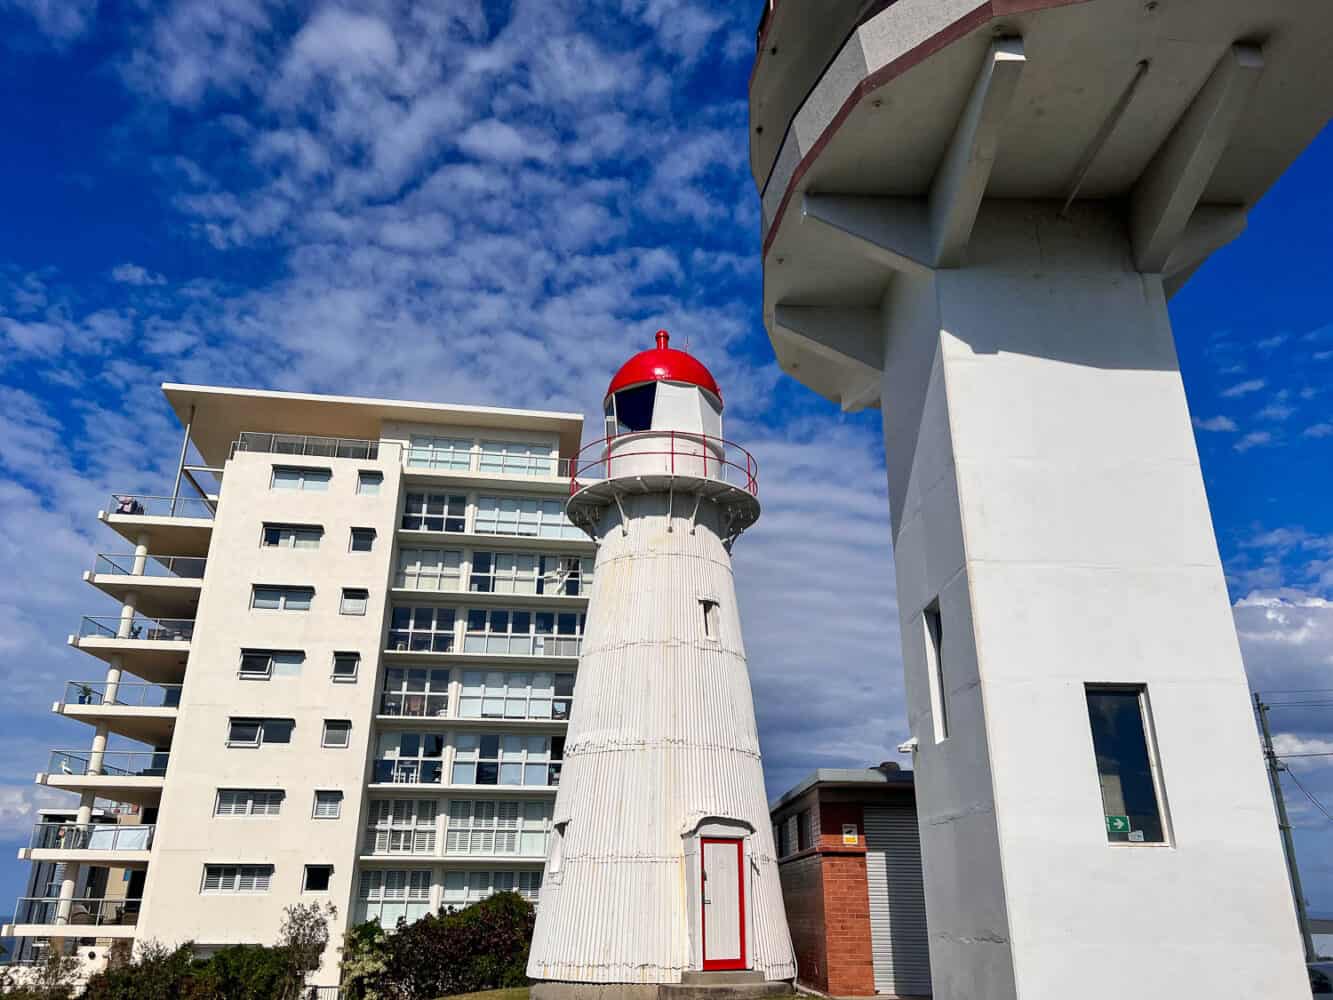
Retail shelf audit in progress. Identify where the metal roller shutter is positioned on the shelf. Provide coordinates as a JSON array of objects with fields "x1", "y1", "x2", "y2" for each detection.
[{"x1": 863, "y1": 806, "x2": 931, "y2": 997}]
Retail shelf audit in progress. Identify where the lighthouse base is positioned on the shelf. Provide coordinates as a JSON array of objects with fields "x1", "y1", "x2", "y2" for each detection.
[{"x1": 533, "y1": 974, "x2": 793, "y2": 1000}]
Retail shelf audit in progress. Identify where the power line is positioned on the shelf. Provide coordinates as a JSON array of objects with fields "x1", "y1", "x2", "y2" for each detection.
[{"x1": 1284, "y1": 767, "x2": 1333, "y2": 823}]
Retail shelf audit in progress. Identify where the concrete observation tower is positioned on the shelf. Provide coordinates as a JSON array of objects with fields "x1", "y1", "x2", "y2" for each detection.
[
  {"x1": 529, "y1": 333, "x2": 795, "y2": 997},
  {"x1": 749, "y1": 2, "x2": 1330, "y2": 999}
]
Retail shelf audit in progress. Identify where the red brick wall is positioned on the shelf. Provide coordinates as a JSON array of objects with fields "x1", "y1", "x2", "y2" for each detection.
[
  {"x1": 820, "y1": 851, "x2": 875, "y2": 996},
  {"x1": 778, "y1": 853, "x2": 828, "y2": 991}
]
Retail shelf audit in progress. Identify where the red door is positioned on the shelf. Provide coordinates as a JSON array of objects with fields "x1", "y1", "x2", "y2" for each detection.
[{"x1": 701, "y1": 837, "x2": 746, "y2": 971}]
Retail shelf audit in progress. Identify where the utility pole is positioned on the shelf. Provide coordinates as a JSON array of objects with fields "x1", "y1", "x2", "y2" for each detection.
[{"x1": 1256, "y1": 691, "x2": 1318, "y2": 963}]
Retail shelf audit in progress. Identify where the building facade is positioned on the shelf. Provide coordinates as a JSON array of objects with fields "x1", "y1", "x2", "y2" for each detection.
[
  {"x1": 3, "y1": 385, "x2": 595, "y2": 985},
  {"x1": 771, "y1": 768, "x2": 929, "y2": 1000}
]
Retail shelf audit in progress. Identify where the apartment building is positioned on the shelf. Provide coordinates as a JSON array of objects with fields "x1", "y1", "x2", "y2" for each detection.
[{"x1": 4, "y1": 385, "x2": 594, "y2": 986}]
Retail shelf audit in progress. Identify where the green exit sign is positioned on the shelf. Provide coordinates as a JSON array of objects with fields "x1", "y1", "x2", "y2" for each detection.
[{"x1": 1105, "y1": 815, "x2": 1130, "y2": 834}]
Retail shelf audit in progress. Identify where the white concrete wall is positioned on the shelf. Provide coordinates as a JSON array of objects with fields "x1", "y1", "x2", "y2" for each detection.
[
  {"x1": 135, "y1": 447, "x2": 402, "y2": 979},
  {"x1": 880, "y1": 202, "x2": 1308, "y2": 999}
]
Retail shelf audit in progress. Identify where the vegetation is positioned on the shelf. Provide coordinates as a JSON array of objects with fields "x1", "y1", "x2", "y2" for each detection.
[
  {"x1": 342, "y1": 892, "x2": 535, "y2": 1000},
  {"x1": 0, "y1": 950, "x2": 82, "y2": 1000}
]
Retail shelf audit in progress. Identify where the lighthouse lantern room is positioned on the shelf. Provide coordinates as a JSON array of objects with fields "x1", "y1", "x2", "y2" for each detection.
[{"x1": 528, "y1": 333, "x2": 793, "y2": 997}]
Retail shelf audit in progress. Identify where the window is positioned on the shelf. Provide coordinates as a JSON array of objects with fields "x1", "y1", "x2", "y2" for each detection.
[
  {"x1": 388, "y1": 606, "x2": 456, "y2": 652},
  {"x1": 350, "y1": 528, "x2": 376, "y2": 552},
  {"x1": 611, "y1": 383, "x2": 656, "y2": 434},
  {"x1": 452, "y1": 734, "x2": 564, "y2": 787},
  {"x1": 379, "y1": 668, "x2": 450, "y2": 717},
  {"x1": 239, "y1": 650, "x2": 304, "y2": 680},
  {"x1": 923, "y1": 601, "x2": 947, "y2": 743},
  {"x1": 323, "y1": 719, "x2": 352, "y2": 748},
  {"x1": 201, "y1": 864, "x2": 273, "y2": 894},
  {"x1": 373, "y1": 732, "x2": 445, "y2": 784},
  {"x1": 548, "y1": 822, "x2": 566, "y2": 875},
  {"x1": 261, "y1": 524, "x2": 322, "y2": 549},
  {"x1": 395, "y1": 548, "x2": 462, "y2": 591},
  {"x1": 463, "y1": 609, "x2": 584, "y2": 657},
  {"x1": 271, "y1": 466, "x2": 331, "y2": 491},
  {"x1": 401, "y1": 492, "x2": 466, "y2": 533},
  {"x1": 1086, "y1": 686, "x2": 1168, "y2": 844},
  {"x1": 251, "y1": 586, "x2": 314, "y2": 611},
  {"x1": 407, "y1": 435, "x2": 473, "y2": 471},
  {"x1": 700, "y1": 599, "x2": 720, "y2": 641},
  {"x1": 797, "y1": 809, "x2": 813, "y2": 852},
  {"x1": 459, "y1": 671, "x2": 574, "y2": 720},
  {"x1": 355, "y1": 870, "x2": 431, "y2": 929},
  {"x1": 357, "y1": 471, "x2": 383, "y2": 496},
  {"x1": 304, "y1": 865, "x2": 333, "y2": 892},
  {"x1": 215, "y1": 789, "x2": 284, "y2": 817},
  {"x1": 365, "y1": 799, "x2": 437, "y2": 854},
  {"x1": 446, "y1": 799, "x2": 551, "y2": 856},
  {"x1": 313, "y1": 790, "x2": 343, "y2": 819},
  {"x1": 332, "y1": 652, "x2": 360, "y2": 682},
  {"x1": 478, "y1": 440, "x2": 556, "y2": 476},
  {"x1": 474, "y1": 496, "x2": 581, "y2": 539},
  {"x1": 227, "y1": 717, "x2": 294, "y2": 747},
  {"x1": 340, "y1": 588, "x2": 370, "y2": 615},
  {"x1": 443, "y1": 870, "x2": 542, "y2": 907},
  {"x1": 468, "y1": 553, "x2": 592, "y2": 596}
]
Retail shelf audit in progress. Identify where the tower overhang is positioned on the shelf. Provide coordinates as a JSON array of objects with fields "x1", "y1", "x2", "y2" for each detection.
[{"x1": 752, "y1": 0, "x2": 1332, "y2": 409}]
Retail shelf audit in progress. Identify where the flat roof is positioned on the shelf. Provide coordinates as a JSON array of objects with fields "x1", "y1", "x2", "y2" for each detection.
[
  {"x1": 162, "y1": 384, "x2": 586, "y2": 467},
  {"x1": 770, "y1": 766, "x2": 914, "y2": 813}
]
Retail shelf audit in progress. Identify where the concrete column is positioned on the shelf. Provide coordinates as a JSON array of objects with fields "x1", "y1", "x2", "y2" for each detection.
[
  {"x1": 55, "y1": 867, "x2": 79, "y2": 925},
  {"x1": 874, "y1": 203, "x2": 1307, "y2": 999},
  {"x1": 116, "y1": 594, "x2": 138, "y2": 639},
  {"x1": 131, "y1": 533, "x2": 150, "y2": 577},
  {"x1": 87, "y1": 725, "x2": 109, "y2": 777},
  {"x1": 103, "y1": 656, "x2": 123, "y2": 706}
]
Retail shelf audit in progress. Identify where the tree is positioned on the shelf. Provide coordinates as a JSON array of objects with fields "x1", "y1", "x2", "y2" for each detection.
[
  {"x1": 277, "y1": 901, "x2": 337, "y2": 999},
  {"x1": 340, "y1": 921, "x2": 390, "y2": 1000},
  {"x1": 0, "y1": 949, "x2": 82, "y2": 1000}
]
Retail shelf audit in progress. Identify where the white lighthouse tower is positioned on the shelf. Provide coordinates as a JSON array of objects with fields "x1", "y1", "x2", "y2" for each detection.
[{"x1": 529, "y1": 332, "x2": 795, "y2": 997}]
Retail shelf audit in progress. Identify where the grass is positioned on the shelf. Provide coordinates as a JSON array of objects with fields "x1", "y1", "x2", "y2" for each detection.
[{"x1": 439, "y1": 989, "x2": 532, "y2": 1000}]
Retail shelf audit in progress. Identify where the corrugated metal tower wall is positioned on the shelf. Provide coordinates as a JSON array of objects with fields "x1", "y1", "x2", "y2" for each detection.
[{"x1": 528, "y1": 493, "x2": 795, "y2": 984}]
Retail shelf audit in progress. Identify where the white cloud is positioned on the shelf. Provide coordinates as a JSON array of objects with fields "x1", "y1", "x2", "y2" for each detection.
[
  {"x1": 1194, "y1": 415, "x2": 1237, "y2": 432},
  {"x1": 0, "y1": 784, "x2": 77, "y2": 839},
  {"x1": 1305, "y1": 424, "x2": 1333, "y2": 439},
  {"x1": 1234, "y1": 430, "x2": 1274, "y2": 452},
  {"x1": 1258, "y1": 402, "x2": 1295, "y2": 422},
  {"x1": 4, "y1": 0, "x2": 98, "y2": 42},
  {"x1": 1222, "y1": 378, "x2": 1267, "y2": 397},
  {"x1": 457, "y1": 118, "x2": 558, "y2": 164},
  {"x1": 111, "y1": 262, "x2": 166, "y2": 286}
]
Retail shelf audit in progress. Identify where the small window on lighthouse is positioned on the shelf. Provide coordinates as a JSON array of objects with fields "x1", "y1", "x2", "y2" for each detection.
[
  {"x1": 549, "y1": 821, "x2": 567, "y2": 875},
  {"x1": 614, "y1": 383, "x2": 657, "y2": 434},
  {"x1": 923, "y1": 601, "x2": 948, "y2": 743},
  {"x1": 700, "y1": 599, "x2": 720, "y2": 641}
]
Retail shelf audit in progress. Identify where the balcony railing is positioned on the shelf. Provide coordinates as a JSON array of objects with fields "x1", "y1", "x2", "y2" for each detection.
[
  {"x1": 461, "y1": 634, "x2": 582, "y2": 657},
  {"x1": 406, "y1": 445, "x2": 572, "y2": 478},
  {"x1": 363, "y1": 828, "x2": 437, "y2": 855},
  {"x1": 378, "y1": 692, "x2": 449, "y2": 718},
  {"x1": 569, "y1": 432, "x2": 758, "y2": 497},
  {"x1": 372, "y1": 760, "x2": 443, "y2": 784},
  {"x1": 28, "y1": 823, "x2": 155, "y2": 852},
  {"x1": 78, "y1": 615, "x2": 194, "y2": 641},
  {"x1": 108, "y1": 494, "x2": 215, "y2": 518},
  {"x1": 64, "y1": 681, "x2": 182, "y2": 708},
  {"x1": 48, "y1": 749, "x2": 169, "y2": 778},
  {"x1": 11, "y1": 896, "x2": 142, "y2": 927},
  {"x1": 93, "y1": 554, "x2": 206, "y2": 579},
  {"x1": 232, "y1": 431, "x2": 381, "y2": 460}
]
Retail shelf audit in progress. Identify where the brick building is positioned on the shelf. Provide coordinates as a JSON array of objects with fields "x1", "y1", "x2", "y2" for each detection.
[{"x1": 770, "y1": 766, "x2": 929, "y2": 998}]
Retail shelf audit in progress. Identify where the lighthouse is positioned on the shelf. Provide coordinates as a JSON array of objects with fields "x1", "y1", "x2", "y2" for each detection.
[{"x1": 528, "y1": 332, "x2": 795, "y2": 996}]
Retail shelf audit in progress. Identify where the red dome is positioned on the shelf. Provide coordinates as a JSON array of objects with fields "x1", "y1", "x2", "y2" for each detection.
[{"x1": 605, "y1": 331, "x2": 722, "y2": 402}]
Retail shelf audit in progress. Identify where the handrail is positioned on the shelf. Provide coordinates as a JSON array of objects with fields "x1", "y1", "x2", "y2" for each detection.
[
  {"x1": 107, "y1": 494, "x2": 215, "y2": 518},
  {"x1": 48, "y1": 750, "x2": 170, "y2": 778},
  {"x1": 406, "y1": 445, "x2": 573, "y2": 478},
  {"x1": 232, "y1": 431, "x2": 382, "y2": 460},
  {"x1": 11, "y1": 896, "x2": 143, "y2": 927},
  {"x1": 78, "y1": 615, "x2": 194, "y2": 641},
  {"x1": 28, "y1": 822, "x2": 155, "y2": 851},
  {"x1": 569, "y1": 431, "x2": 759, "y2": 497},
  {"x1": 64, "y1": 681, "x2": 182, "y2": 708},
  {"x1": 92, "y1": 554, "x2": 206, "y2": 579}
]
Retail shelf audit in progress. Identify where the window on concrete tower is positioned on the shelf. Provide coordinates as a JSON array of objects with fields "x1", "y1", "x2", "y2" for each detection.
[
  {"x1": 303, "y1": 865, "x2": 333, "y2": 892},
  {"x1": 613, "y1": 383, "x2": 656, "y2": 434},
  {"x1": 700, "y1": 599, "x2": 720, "y2": 641},
  {"x1": 1085, "y1": 686, "x2": 1169, "y2": 845},
  {"x1": 923, "y1": 601, "x2": 947, "y2": 743}
]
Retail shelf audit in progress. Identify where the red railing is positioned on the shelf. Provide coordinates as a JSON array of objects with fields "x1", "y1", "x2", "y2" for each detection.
[{"x1": 569, "y1": 432, "x2": 759, "y2": 498}]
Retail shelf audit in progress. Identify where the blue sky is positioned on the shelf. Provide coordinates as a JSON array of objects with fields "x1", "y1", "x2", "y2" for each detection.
[{"x1": 0, "y1": 0, "x2": 1328, "y2": 928}]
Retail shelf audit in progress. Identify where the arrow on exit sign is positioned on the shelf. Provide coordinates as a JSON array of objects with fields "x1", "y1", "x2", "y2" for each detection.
[{"x1": 1105, "y1": 815, "x2": 1130, "y2": 834}]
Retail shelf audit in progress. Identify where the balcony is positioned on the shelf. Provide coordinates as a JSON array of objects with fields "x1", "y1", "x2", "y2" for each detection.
[
  {"x1": 38, "y1": 750, "x2": 169, "y2": 807},
  {"x1": 371, "y1": 759, "x2": 444, "y2": 785},
  {"x1": 97, "y1": 495, "x2": 214, "y2": 557},
  {"x1": 232, "y1": 430, "x2": 381, "y2": 460},
  {"x1": 56, "y1": 681, "x2": 181, "y2": 744},
  {"x1": 84, "y1": 554, "x2": 204, "y2": 620},
  {"x1": 3, "y1": 896, "x2": 141, "y2": 938},
  {"x1": 69, "y1": 615, "x2": 193, "y2": 685},
  {"x1": 19, "y1": 823, "x2": 155, "y2": 866}
]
